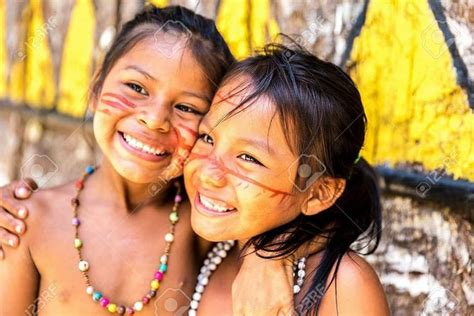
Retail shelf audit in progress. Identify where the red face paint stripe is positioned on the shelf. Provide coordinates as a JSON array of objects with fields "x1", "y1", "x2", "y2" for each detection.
[
  {"x1": 173, "y1": 127, "x2": 194, "y2": 152},
  {"x1": 102, "y1": 92, "x2": 137, "y2": 108},
  {"x1": 97, "y1": 108, "x2": 111, "y2": 115},
  {"x1": 187, "y1": 152, "x2": 294, "y2": 197},
  {"x1": 177, "y1": 123, "x2": 199, "y2": 138},
  {"x1": 101, "y1": 99, "x2": 129, "y2": 111}
]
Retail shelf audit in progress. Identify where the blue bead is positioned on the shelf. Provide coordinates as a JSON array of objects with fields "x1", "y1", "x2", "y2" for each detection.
[
  {"x1": 93, "y1": 291, "x2": 102, "y2": 302},
  {"x1": 159, "y1": 264, "x2": 167, "y2": 272},
  {"x1": 85, "y1": 165, "x2": 95, "y2": 174}
]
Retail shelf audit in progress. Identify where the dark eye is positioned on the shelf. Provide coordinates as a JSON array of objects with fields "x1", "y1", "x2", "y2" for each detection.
[
  {"x1": 198, "y1": 133, "x2": 214, "y2": 145},
  {"x1": 175, "y1": 104, "x2": 203, "y2": 115},
  {"x1": 238, "y1": 154, "x2": 264, "y2": 166},
  {"x1": 126, "y1": 83, "x2": 148, "y2": 95}
]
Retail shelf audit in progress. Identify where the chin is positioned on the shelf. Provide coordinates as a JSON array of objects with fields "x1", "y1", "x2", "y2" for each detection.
[{"x1": 190, "y1": 214, "x2": 235, "y2": 242}]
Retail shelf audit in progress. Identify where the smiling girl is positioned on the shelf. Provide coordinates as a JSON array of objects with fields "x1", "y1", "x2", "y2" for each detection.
[
  {"x1": 184, "y1": 43, "x2": 390, "y2": 315},
  {"x1": 0, "y1": 5, "x2": 236, "y2": 315}
]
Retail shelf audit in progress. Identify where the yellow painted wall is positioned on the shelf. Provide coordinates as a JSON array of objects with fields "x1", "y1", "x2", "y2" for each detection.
[
  {"x1": 350, "y1": 0, "x2": 473, "y2": 181},
  {"x1": 0, "y1": 0, "x2": 472, "y2": 182},
  {"x1": 0, "y1": 0, "x2": 6, "y2": 99},
  {"x1": 56, "y1": 0, "x2": 95, "y2": 117}
]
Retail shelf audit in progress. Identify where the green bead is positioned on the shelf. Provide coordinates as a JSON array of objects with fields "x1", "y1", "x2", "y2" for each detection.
[
  {"x1": 93, "y1": 291, "x2": 102, "y2": 302},
  {"x1": 169, "y1": 212, "x2": 179, "y2": 223}
]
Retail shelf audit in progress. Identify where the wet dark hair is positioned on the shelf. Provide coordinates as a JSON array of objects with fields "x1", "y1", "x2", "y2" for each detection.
[
  {"x1": 89, "y1": 5, "x2": 235, "y2": 103},
  {"x1": 219, "y1": 42, "x2": 382, "y2": 314}
]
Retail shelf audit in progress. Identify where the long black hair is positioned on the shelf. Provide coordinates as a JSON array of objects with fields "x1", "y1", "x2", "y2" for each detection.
[{"x1": 218, "y1": 42, "x2": 382, "y2": 314}]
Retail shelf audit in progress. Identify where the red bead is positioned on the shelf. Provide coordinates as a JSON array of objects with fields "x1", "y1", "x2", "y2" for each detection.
[
  {"x1": 75, "y1": 180, "x2": 84, "y2": 190},
  {"x1": 125, "y1": 307, "x2": 134, "y2": 315},
  {"x1": 142, "y1": 296, "x2": 150, "y2": 305}
]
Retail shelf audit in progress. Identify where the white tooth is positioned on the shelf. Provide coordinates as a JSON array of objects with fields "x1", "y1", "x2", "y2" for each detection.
[
  {"x1": 135, "y1": 141, "x2": 144, "y2": 149},
  {"x1": 143, "y1": 145, "x2": 151, "y2": 153},
  {"x1": 129, "y1": 138, "x2": 137, "y2": 147}
]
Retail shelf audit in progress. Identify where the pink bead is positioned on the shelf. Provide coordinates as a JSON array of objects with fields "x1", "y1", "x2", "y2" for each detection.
[
  {"x1": 174, "y1": 195, "x2": 182, "y2": 203},
  {"x1": 154, "y1": 271, "x2": 164, "y2": 281},
  {"x1": 126, "y1": 307, "x2": 135, "y2": 314},
  {"x1": 142, "y1": 296, "x2": 150, "y2": 305},
  {"x1": 72, "y1": 217, "x2": 80, "y2": 226},
  {"x1": 99, "y1": 297, "x2": 109, "y2": 307}
]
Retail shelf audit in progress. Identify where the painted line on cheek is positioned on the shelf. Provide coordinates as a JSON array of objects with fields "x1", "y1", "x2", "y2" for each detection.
[
  {"x1": 102, "y1": 92, "x2": 137, "y2": 108},
  {"x1": 177, "y1": 123, "x2": 198, "y2": 139},
  {"x1": 187, "y1": 152, "x2": 294, "y2": 200},
  {"x1": 97, "y1": 108, "x2": 112, "y2": 115}
]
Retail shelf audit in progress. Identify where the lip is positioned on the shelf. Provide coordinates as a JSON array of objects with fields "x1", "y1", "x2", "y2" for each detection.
[
  {"x1": 194, "y1": 192, "x2": 238, "y2": 217},
  {"x1": 117, "y1": 131, "x2": 171, "y2": 162}
]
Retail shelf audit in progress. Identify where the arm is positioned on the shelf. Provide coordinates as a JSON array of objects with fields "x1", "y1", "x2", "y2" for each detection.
[
  {"x1": 0, "y1": 222, "x2": 39, "y2": 315},
  {"x1": 0, "y1": 179, "x2": 36, "y2": 260}
]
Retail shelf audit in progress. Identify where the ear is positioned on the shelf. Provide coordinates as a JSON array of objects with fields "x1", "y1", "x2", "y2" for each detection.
[{"x1": 301, "y1": 177, "x2": 346, "y2": 216}]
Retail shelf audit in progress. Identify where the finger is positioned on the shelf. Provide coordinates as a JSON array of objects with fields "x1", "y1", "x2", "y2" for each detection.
[
  {"x1": 0, "y1": 192, "x2": 29, "y2": 220},
  {"x1": 0, "y1": 227, "x2": 19, "y2": 248},
  {"x1": 14, "y1": 178, "x2": 37, "y2": 199},
  {"x1": 0, "y1": 208, "x2": 25, "y2": 235}
]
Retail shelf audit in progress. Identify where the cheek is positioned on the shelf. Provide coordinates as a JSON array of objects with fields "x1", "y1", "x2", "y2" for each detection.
[{"x1": 236, "y1": 191, "x2": 301, "y2": 233}]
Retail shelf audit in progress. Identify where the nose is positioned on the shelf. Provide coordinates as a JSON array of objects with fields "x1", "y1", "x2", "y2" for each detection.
[
  {"x1": 197, "y1": 159, "x2": 227, "y2": 189},
  {"x1": 136, "y1": 99, "x2": 171, "y2": 132}
]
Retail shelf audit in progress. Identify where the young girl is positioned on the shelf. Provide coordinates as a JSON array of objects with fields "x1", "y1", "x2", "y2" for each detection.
[
  {"x1": 183, "y1": 44, "x2": 390, "y2": 315},
  {"x1": 0, "y1": 5, "x2": 238, "y2": 315}
]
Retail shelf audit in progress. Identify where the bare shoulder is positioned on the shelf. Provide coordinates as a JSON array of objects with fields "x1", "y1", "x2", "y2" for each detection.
[
  {"x1": 311, "y1": 251, "x2": 390, "y2": 315},
  {"x1": 21, "y1": 182, "x2": 75, "y2": 238}
]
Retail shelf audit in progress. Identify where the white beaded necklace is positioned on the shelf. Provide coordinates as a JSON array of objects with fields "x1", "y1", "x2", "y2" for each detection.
[{"x1": 188, "y1": 240, "x2": 307, "y2": 315}]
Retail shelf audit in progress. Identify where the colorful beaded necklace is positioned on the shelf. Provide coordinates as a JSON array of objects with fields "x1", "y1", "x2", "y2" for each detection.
[{"x1": 72, "y1": 165, "x2": 182, "y2": 315}]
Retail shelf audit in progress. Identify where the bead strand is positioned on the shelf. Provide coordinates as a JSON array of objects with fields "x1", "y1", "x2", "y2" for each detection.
[
  {"x1": 73, "y1": 165, "x2": 182, "y2": 314},
  {"x1": 188, "y1": 240, "x2": 308, "y2": 315}
]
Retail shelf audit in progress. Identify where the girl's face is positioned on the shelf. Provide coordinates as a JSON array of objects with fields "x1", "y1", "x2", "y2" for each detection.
[
  {"x1": 184, "y1": 77, "x2": 308, "y2": 242},
  {"x1": 93, "y1": 36, "x2": 212, "y2": 184}
]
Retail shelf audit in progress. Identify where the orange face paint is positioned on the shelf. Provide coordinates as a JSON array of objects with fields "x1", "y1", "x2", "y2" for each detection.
[
  {"x1": 187, "y1": 152, "x2": 294, "y2": 203},
  {"x1": 100, "y1": 92, "x2": 137, "y2": 111}
]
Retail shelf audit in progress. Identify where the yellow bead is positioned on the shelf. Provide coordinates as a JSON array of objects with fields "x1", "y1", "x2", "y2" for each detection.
[
  {"x1": 151, "y1": 279, "x2": 160, "y2": 290},
  {"x1": 74, "y1": 238, "x2": 83, "y2": 249},
  {"x1": 107, "y1": 303, "x2": 117, "y2": 313}
]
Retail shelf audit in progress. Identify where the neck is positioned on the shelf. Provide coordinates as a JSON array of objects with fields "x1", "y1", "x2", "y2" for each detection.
[{"x1": 90, "y1": 158, "x2": 174, "y2": 213}]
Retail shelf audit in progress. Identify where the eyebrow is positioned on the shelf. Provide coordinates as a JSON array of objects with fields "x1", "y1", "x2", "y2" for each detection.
[
  {"x1": 124, "y1": 65, "x2": 211, "y2": 104},
  {"x1": 238, "y1": 137, "x2": 275, "y2": 155},
  {"x1": 182, "y1": 91, "x2": 212, "y2": 104},
  {"x1": 201, "y1": 120, "x2": 275, "y2": 155},
  {"x1": 124, "y1": 65, "x2": 157, "y2": 81}
]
